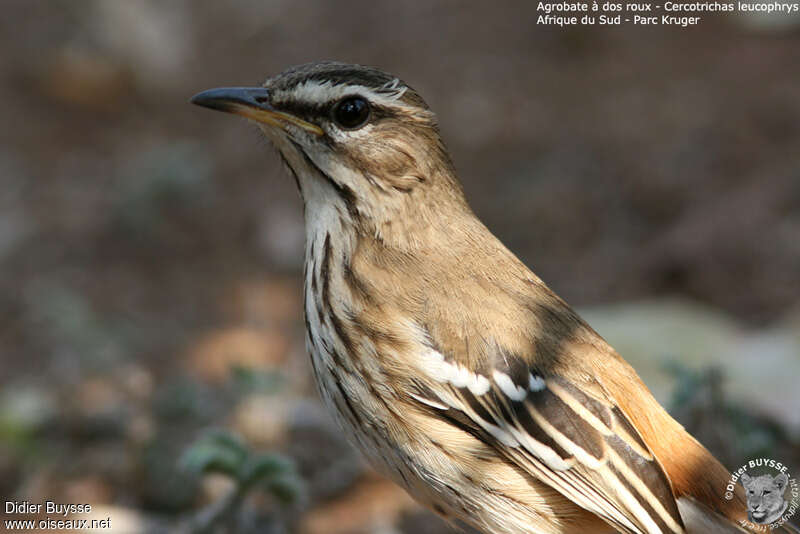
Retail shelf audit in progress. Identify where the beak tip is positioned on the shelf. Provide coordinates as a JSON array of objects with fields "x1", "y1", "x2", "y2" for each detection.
[
  {"x1": 190, "y1": 90, "x2": 223, "y2": 111},
  {"x1": 189, "y1": 87, "x2": 271, "y2": 113}
]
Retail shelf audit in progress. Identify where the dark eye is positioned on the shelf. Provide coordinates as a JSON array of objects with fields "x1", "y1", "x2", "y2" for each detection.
[{"x1": 332, "y1": 96, "x2": 370, "y2": 129}]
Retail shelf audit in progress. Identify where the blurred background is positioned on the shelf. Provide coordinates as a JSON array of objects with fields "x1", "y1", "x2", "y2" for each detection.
[{"x1": 1, "y1": 1, "x2": 799, "y2": 533}]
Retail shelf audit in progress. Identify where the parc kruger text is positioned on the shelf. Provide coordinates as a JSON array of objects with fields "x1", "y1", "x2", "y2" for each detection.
[{"x1": 537, "y1": 14, "x2": 701, "y2": 25}]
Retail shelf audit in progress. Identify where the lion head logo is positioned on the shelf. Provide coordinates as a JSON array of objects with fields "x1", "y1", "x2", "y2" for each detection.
[{"x1": 740, "y1": 472, "x2": 789, "y2": 524}]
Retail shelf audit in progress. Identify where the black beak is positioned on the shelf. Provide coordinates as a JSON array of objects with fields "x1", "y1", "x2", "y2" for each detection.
[
  {"x1": 190, "y1": 87, "x2": 273, "y2": 113},
  {"x1": 190, "y1": 86, "x2": 324, "y2": 136}
]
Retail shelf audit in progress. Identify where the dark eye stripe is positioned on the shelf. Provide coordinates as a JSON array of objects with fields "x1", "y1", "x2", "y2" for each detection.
[{"x1": 276, "y1": 100, "x2": 397, "y2": 129}]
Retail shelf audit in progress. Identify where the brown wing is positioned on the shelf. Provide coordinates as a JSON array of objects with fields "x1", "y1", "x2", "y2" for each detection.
[{"x1": 411, "y1": 348, "x2": 686, "y2": 534}]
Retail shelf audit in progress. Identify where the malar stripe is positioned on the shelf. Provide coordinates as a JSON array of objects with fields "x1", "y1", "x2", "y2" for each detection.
[
  {"x1": 278, "y1": 152, "x2": 302, "y2": 196},
  {"x1": 290, "y1": 139, "x2": 360, "y2": 220}
]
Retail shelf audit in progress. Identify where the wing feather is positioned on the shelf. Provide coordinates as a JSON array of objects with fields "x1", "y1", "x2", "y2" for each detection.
[{"x1": 414, "y1": 362, "x2": 686, "y2": 534}]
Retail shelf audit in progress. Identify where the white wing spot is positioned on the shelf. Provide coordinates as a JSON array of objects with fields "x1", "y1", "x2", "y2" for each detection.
[
  {"x1": 493, "y1": 370, "x2": 527, "y2": 401},
  {"x1": 450, "y1": 365, "x2": 473, "y2": 388},
  {"x1": 423, "y1": 350, "x2": 490, "y2": 395},
  {"x1": 424, "y1": 350, "x2": 457, "y2": 382},
  {"x1": 468, "y1": 374, "x2": 491, "y2": 396},
  {"x1": 529, "y1": 374, "x2": 546, "y2": 392},
  {"x1": 483, "y1": 422, "x2": 519, "y2": 447}
]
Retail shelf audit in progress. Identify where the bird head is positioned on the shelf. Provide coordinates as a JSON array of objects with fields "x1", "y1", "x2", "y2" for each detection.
[{"x1": 191, "y1": 62, "x2": 466, "y2": 238}]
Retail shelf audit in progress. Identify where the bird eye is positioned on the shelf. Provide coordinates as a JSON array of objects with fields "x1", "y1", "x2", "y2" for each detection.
[{"x1": 332, "y1": 96, "x2": 370, "y2": 129}]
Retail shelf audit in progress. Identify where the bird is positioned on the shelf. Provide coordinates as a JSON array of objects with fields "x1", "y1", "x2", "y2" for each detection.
[{"x1": 191, "y1": 62, "x2": 798, "y2": 534}]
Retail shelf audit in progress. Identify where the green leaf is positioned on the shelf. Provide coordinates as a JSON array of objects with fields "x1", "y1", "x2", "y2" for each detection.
[
  {"x1": 242, "y1": 453, "x2": 294, "y2": 485},
  {"x1": 180, "y1": 429, "x2": 248, "y2": 478},
  {"x1": 262, "y1": 473, "x2": 304, "y2": 504}
]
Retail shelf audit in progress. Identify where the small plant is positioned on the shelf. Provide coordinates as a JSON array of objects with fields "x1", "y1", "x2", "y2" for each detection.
[
  {"x1": 664, "y1": 361, "x2": 788, "y2": 466},
  {"x1": 180, "y1": 429, "x2": 303, "y2": 533}
]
